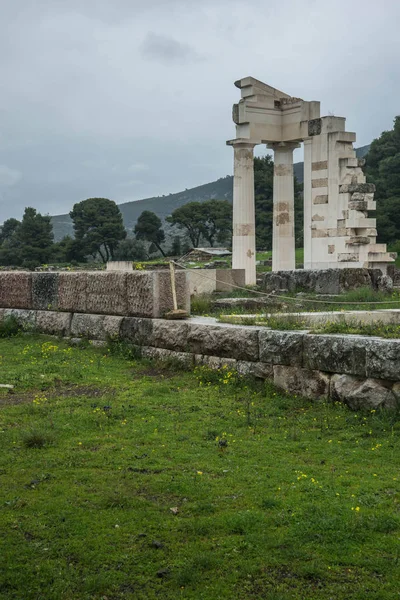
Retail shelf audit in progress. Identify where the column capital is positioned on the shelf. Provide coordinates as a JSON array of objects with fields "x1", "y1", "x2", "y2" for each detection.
[
  {"x1": 267, "y1": 141, "x2": 301, "y2": 151},
  {"x1": 226, "y1": 138, "x2": 260, "y2": 149}
]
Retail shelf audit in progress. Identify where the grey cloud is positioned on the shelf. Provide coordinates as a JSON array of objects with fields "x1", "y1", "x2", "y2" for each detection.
[
  {"x1": 140, "y1": 33, "x2": 203, "y2": 64},
  {"x1": 0, "y1": 166, "x2": 22, "y2": 187}
]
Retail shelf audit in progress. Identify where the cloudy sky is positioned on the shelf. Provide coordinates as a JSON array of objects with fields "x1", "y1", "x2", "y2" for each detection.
[{"x1": 0, "y1": 0, "x2": 399, "y2": 223}]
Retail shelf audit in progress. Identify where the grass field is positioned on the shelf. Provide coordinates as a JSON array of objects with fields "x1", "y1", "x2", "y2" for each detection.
[{"x1": 1, "y1": 335, "x2": 399, "y2": 599}]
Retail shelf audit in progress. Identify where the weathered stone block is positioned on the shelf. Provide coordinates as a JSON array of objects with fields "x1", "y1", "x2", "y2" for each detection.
[
  {"x1": 215, "y1": 269, "x2": 246, "y2": 292},
  {"x1": 273, "y1": 365, "x2": 330, "y2": 400},
  {"x1": 3, "y1": 308, "x2": 36, "y2": 330},
  {"x1": 151, "y1": 320, "x2": 189, "y2": 352},
  {"x1": 186, "y1": 323, "x2": 259, "y2": 361},
  {"x1": 303, "y1": 334, "x2": 368, "y2": 376},
  {"x1": 0, "y1": 272, "x2": 32, "y2": 309},
  {"x1": 237, "y1": 361, "x2": 273, "y2": 379},
  {"x1": 339, "y1": 183, "x2": 375, "y2": 194},
  {"x1": 58, "y1": 272, "x2": 87, "y2": 313},
  {"x1": 259, "y1": 330, "x2": 304, "y2": 366},
  {"x1": 155, "y1": 271, "x2": 190, "y2": 317},
  {"x1": 331, "y1": 374, "x2": 397, "y2": 410},
  {"x1": 71, "y1": 313, "x2": 123, "y2": 340},
  {"x1": 36, "y1": 310, "x2": 72, "y2": 336},
  {"x1": 32, "y1": 273, "x2": 59, "y2": 310},
  {"x1": 338, "y1": 269, "x2": 371, "y2": 292},
  {"x1": 86, "y1": 272, "x2": 128, "y2": 316},
  {"x1": 141, "y1": 346, "x2": 193, "y2": 367},
  {"x1": 366, "y1": 339, "x2": 400, "y2": 381},
  {"x1": 313, "y1": 195, "x2": 329, "y2": 204},
  {"x1": 126, "y1": 272, "x2": 156, "y2": 317},
  {"x1": 120, "y1": 317, "x2": 154, "y2": 345}
]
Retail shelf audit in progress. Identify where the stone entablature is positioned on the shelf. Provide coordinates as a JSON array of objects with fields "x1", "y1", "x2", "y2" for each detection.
[
  {"x1": 1, "y1": 308, "x2": 399, "y2": 411},
  {"x1": 227, "y1": 77, "x2": 395, "y2": 283}
]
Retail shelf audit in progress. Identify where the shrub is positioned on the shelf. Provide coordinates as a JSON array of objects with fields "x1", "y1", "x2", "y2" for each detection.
[
  {"x1": 0, "y1": 316, "x2": 21, "y2": 338},
  {"x1": 22, "y1": 429, "x2": 54, "y2": 449}
]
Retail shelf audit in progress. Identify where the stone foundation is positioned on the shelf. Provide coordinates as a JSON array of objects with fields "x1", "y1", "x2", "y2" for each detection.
[
  {"x1": 262, "y1": 268, "x2": 392, "y2": 294},
  {"x1": 1, "y1": 308, "x2": 399, "y2": 411}
]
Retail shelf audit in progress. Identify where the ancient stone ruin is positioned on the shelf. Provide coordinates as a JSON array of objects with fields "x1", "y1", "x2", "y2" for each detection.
[{"x1": 227, "y1": 77, "x2": 394, "y2": 284}]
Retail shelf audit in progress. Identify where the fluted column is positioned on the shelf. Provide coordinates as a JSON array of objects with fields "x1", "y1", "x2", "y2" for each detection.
[
  {"x1": 228, "y1": 140, "x2": 257, "y2": 286},
  {"x1": 268, "y1": 142, "x2": 299, "y2": 272}
]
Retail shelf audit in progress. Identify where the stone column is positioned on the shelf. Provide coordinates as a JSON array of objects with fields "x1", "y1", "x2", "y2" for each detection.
[
  {"x1": 228, "y1": 140, "x2": 257, "y2": 286},
  {"x1": 269, "y1": 142, "x2": 300, "y2": 272},
  {"x1": 303, "y1": 138, "x2": 312, "y2": 269}
]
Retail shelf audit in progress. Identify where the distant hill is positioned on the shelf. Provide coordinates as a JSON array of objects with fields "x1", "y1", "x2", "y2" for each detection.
[{"x1": 51, "y1": 145, "x2": 370, "y2": 241}]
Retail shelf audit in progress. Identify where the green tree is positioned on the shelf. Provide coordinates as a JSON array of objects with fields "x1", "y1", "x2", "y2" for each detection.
[
  {"x1": 50, "y1": 235, "x2": 87, "y2": 264},
  {"x1": 70, "y1": 198, "x2": 126, "y2": 262},
  {"x1": 201, "y1": 199, "x2": 232, "y2": 246},
  {"x1": 113, "y1": 238, "x2": 147, "y2": 261},
  {"x1": 0, "y1": 218, "x2": 20, "y2": 245},
  {"x1": 9, "y1": 207, "x2": 54, "y2": 268},
  {"x1": 170, "y1": 235, "x2": 182, "y2": 256},
  {"x1": 166, "y1": 202, "x2": 206, "y2": 247},
  {"x1": 365, "y1": 116, "x2": 400, "y2": 244},
  {"x1": 134, "y1": 211, "x2": 166, "y2": 256}
]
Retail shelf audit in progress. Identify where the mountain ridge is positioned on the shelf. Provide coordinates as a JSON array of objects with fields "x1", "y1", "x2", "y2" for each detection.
[{"x1": 51, "y1": 144, "x2": 370, "y2": 241}]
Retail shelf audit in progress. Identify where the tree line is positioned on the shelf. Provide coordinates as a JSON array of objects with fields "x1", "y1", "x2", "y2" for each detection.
[{"x1": 0, "y1": 116, "x2": 399, "y2": 268}]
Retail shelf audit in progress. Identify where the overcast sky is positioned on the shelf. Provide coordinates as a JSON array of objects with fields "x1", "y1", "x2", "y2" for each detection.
[{"x1": 0, "y1": 0, "x2": 399, "y2": 223}]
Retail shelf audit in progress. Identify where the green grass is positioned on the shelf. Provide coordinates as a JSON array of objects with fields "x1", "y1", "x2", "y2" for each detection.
[{"x1": 1, "y1": 336, "x2": 399, "y2": 599}]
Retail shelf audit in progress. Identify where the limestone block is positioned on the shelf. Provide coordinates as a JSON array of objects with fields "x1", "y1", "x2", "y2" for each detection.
[
  {"x1": 237, "y1": 361, "x2": 273, "y2": 379},
  {"x1": 119, "y1": 317, "x2": 154, "y2": 345},
  {"x1": 312, "y1": 178, "x2": 328, "y2": 188},
  {"x1": 186, "y1": 323, "x2": 259, "y2": 361},
  {"x1": 303, "y1": 334, "x2": 368, "y2": 376},
  {"x1": 377, "y1": 275, "x2": 393, "y2": 293},
  {"x1": 71, "y1": 313, "x2": 123, "y2": 340},
  {"x1": 126, "y1": 272, "x2": 156, "y2": 317},
  {"x1": 187, "y1": 269, "x2": 216, "y2": 295},
  {"x1": 58, "y1": 272, "x2": 87, "y2": 313},
  {"x1": 86, "y1": 272, "x2": 128, "y2": 316},
  {"x1": 216, "y1": 269, "x2": 246, "y2": 292},
  {"x1": 259, "y1": 330, "x2": 304, "y2": 366},
  {"x1": 366, "y1": 339, "x2": 400, "y2": 381},
  {"x1": 106, "y1": 261, "x2": 133, "y2": 271},
  {"x1": 338, "y1": 269, "x2": 371, "y2": 292},
  {"x1": 151, "y1": 320, "x2": 189, "y2": 352},
  {"x1": 140, "y1": 346, "x2": 193, "y2": 367},
  {"x1": 0, "y1": 272, "x2": 32, "y2": 309},
  {"x1": 36, "y1": 310, "x2": 72, "y2": 336},
  {"x1": 32, "y1": 273, "x2": 59, "y2": 310},
  {"x1": 314, "y1": 270, "x2": 340, "y2": 294},
  {"x1": 155, "y1": 271, "x2": 190, "y2": 317},
  {"x1": 4, "y1": 308, "x2": 36, "y2": 330},
  {"x1": 331, "y1": 374, "x2": 397, "y2": 410},
  {"x1": 392, "y1": 382, "x2": 400, "y2": 403},
  {"x1": 349, "y1": 200, "x2": 368, "y2": 211},
  {"x1": 339, "y1": 183, "x2": 375, "y2": 194},
  {"x1": 313, "y1": 195, "x2": 329, "y2": 204},
  {"x1": 273, "y1": 365, "x2": 330, "y2": 400}
]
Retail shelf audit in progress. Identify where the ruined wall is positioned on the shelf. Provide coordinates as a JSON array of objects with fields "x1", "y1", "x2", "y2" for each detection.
[
  {"x1": 261, "y1": 268, "x2": 392, "y2": 295},
  {"x1": 1, "y1": 308, "x2": 399, "y2": 411},
  {"x1": 0, "y1": 271, "x2": 190, "y2": 318}
]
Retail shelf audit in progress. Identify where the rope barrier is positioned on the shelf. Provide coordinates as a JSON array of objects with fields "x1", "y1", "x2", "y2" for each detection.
[{"x1": 173, "y1": 261, "x2": 400, "y2": 306}]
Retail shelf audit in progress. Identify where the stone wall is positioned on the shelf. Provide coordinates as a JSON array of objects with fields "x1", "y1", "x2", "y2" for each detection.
[
  {"x1": 262, "y1": 268, "x2": 392, "y2": 294},
  {"x1": 0, "y1": 271, "x2": 190, "y2": 318},
  {"x1": 1, "y1": 306, "x2": 399, "y2": 411}
]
